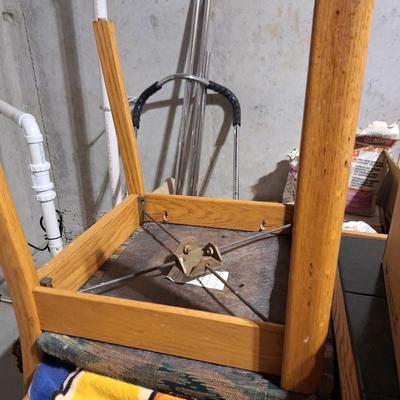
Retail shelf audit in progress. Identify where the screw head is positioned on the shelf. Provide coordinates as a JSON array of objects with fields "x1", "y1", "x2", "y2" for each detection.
[
  {"x1": 183, "y1": 245, "x2": 191, "y2": 254},
  {"x1": 163, "y1": 210, "x2": 169, "y2": 222},
  {"x1": 206, "y1": 247, "x2": 214, "y2": 256}
]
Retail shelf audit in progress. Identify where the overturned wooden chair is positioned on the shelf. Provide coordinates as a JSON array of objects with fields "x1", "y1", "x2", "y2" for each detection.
[{"x1": 0, "y1": 1, "x2": 377, "y2": 398}]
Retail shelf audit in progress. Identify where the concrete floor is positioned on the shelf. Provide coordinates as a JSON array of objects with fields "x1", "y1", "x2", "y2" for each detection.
[{"x1": 0, "y1": 302, "x2": 23, "y2": 399}]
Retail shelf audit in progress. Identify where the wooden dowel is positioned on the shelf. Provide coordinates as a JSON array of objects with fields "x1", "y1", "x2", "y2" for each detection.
[
  {"x1": 0, "y1": 166, "x2": 42, "y2": 388},
  {"x1": 93, "y1": 20, "x2": 144, "y2": 195},
  {"x1": 281, "y1": 0, "x2": 374, "y2": 393}
]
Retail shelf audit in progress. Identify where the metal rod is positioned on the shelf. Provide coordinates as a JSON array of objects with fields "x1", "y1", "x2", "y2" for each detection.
[
  {"x1": 187, "y1": 0, "x2": 212, "y2": 196},
  {"x1": 0, "y1": 295, "x2": 12, "y2": 304},
  {"x1": 174, "y1": 0, "x2": 202, "y2": 194},
  {"x1": 219, "y1": 223, "x2": 292, "y2": 254},
  {"x1": 189, "y1": 51, "x2": 210, "y2": 195},
  {"x1": 80, "y1": 223, "x2": 291, "y2": 293},
  {"x1": 187, "y1": 84, "x2": 203, "y2": 195},
  {"x1": 80, "y1": 261, "x2": 176, "y2": 293},
  {"x1": 205, "y1": 266, "x2": 267, "y2": 321},
  {"x1": 144, "y1": 211, "x2": 181, "y2": 244},
  {"x1": 233, "y1": 125, "x2": 239, "y2": 199},
  {"x1": 158, "y1": 73, "x2": 209, "y2": 87}
]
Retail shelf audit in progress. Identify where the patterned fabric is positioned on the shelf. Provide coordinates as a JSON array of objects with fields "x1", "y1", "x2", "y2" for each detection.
[
  {"x1": 28, "y1": 357, "x2": 182, "y2": 400},
  {"x1": 38, "y1": 333, "x2": 334, "y2": 399}
]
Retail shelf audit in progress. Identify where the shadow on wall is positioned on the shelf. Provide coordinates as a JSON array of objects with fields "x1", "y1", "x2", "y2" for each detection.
[
  {"x1": 198, "y1": 95, "x2": 232, "y2": 196},
  {"x1": 251, "y1": 160, "x2": 289, "y2": 202},
  {"x1": 141, "y1": 94, "x2": 231, "y2": 195},
  {"x1": 148, "y1": 1, "x2": 197, "y2": 190},
  {"x1": 53, "y1": 2, "x2": 108, "y2": 228}
]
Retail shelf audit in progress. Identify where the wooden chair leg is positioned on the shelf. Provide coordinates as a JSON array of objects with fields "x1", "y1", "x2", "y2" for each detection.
[
  {"x1": 281, "y1": 0, "x2": 374, "y2": 393},
  {"x1": 93, "y1": 20, "x2": 144, "y2": 196},
  {"x1": 0, "y1": 166, "x2": 42, "y2": 389}
]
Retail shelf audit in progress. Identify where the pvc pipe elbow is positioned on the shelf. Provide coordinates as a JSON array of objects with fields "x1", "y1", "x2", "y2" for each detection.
[{"x1": 19, "y1": 114, "x2": 43, "y2": 142}]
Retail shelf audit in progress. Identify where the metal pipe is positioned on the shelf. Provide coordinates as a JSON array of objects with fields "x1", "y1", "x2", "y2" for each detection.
[
  {"x1": 174, "y1": 0, "x2": 202, "y2": 194},
  {"x1": 187, "y1": 0, "x2": 212, "y2": 196},
  {"x1": 158, "y1": 73, "x2": 209, "y2": 87},
  {"x1": 233, "y1": 125, "x2": 239, "y2": 199},
  {"x1": 189, "y1": 51, "x2": 210, "y2": 196}
]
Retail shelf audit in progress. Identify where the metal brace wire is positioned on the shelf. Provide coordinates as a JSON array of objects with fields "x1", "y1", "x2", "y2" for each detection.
[{"x1": 80, "y1": 215, "x2": 291, "y2": 322}]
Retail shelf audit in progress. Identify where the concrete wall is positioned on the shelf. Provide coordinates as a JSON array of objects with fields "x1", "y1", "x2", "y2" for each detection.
[{"x1": 0, "y1": 0, "x2": 399, "y2": 263}]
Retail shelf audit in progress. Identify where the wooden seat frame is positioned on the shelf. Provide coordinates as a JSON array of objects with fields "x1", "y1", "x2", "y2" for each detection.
[{"x1": 0, "y1": 1, "x2": 375, "y2": 396}]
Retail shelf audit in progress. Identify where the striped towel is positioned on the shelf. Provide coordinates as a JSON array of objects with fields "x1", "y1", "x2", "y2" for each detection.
[{"x1": 29, "y1": 358, "x2": 183, "y2": 400}]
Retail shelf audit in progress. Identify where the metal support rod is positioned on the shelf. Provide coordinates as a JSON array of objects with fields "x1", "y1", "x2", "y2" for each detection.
[
  {"x1": 218, "y1": 223, "x2": 291, "y2": 254},
  {"x1": 174, "y1": 0, "x2": 201, "y2": 193},
  {"x1": 233, "y1": 125, "x2": 240, "y2": 199},
  {"x1": 80, "y1": 261, "x2": 176, "y2": 293},
  {"x1": 0, "y1": 295, "x2": 12, "y2": 304},
  {"x1": 189, "y1": 51, "x2": 210, "y2": 196},
  {"x1": 204, "y1": 266, "x2": 267, "y2": 321},
  {"x1": 144, "y1": 211, "x2": 181, "y2": 244},
  {"x1": 188, "y1": 0, "x2": 212, "y2": 196},
  {"x1": 158, "y1": 73, "x2": 209, "y2": 87},
  {"x1": 80, "y1": 223, "x2": 291, "y2": 293}
]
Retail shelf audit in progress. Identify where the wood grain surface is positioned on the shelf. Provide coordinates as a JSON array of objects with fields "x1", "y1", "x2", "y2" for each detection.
[
  {"x1": 93, "y1": 20, "x2": 144, "y2": 195},
  {"x1": 0, "y1": 166, "x2": 42, "y2": 388},
  {"x1": 144, "y1": 193, "x2": 293, "y2": 231},
  {"x1": 34, "y1": 287, "x2": 284, "y2": 376},
  {"x1": 341, "y1": 230, "x2": 387, "y2": 240},
  {"x1": 281, "y1": 0, "x2": 374, "y2": 393},
  {"x1": 38, "y1": 195, "x2": 139, "y2": 291},
  {"x1": 331, "y1": 273, "x2": 361, "y2": 400}
]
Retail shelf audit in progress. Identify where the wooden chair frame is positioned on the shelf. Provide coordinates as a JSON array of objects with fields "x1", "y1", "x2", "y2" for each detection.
[{"x1": 0, "y1": 1, "x2": 375, "y2": 396}]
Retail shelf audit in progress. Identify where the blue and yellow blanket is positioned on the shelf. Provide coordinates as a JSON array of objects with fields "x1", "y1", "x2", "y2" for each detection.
[{"x1": 29, "y1": 358, "x2": 182, "y2": 400}]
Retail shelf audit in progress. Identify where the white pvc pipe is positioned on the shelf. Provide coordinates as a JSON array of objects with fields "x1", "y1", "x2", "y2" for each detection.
[
  {"x1": 94, "y1": 0, "x2": 108, "y2": 19},
  {"x1": 0, "y1": 99, "x2": 63, "y2": 256},
  {"x1": 94, "y1": 0, "x2": 123, "y2": 206},
  {"x1": 100, "y1": 75, "x2": 123, "y2": 205}
]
